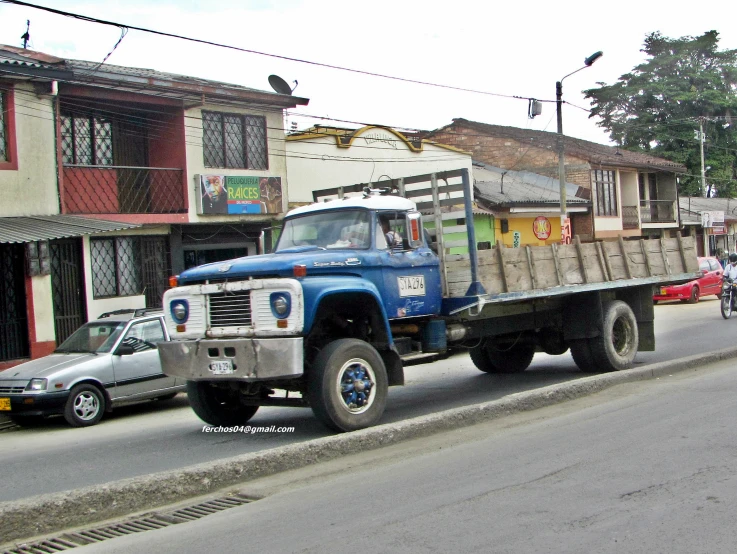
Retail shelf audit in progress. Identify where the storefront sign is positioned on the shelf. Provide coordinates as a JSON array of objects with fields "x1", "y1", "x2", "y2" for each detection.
[
  {"x1": 701, "y1": 211, "x2": 724, "y2": 228},
  {"x1": 561, "y1": 218, "x2": 572, "y2": 245},
  {"x1": 533, "y1": 216, "x2": 552, "y2": 240},
  {"x1": 198, "y1": 175, "x2": 283, "y2": 214},
  {"x1": 512, "y1": 231, "x2": 521, "y2": 248}
]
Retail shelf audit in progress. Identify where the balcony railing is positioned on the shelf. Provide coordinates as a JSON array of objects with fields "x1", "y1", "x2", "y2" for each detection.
[
  {"x1": 622, "y1": 205, "x2": 640, "y2": 229},
  {"x1": 62, "y1": 165, "x2": 186, "y2": 214},
  {"x1": 640, "y1": 199, "x2": 676, "y2": 224}
]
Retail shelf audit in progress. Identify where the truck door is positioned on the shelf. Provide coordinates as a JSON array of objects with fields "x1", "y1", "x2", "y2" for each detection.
[{"x1": 377, "y1": 212, "x2": 442, "y2": 319}]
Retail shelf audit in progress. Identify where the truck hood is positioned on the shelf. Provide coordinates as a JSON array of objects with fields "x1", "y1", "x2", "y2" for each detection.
[
  {"x1": 179, "y1": 248, "x2": 373, "y2": 283},
  {"x1": 0, "y1": 353, "x2": 99, "y2": 380}
]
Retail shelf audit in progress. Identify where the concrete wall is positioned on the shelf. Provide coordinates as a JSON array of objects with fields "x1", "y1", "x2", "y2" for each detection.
[
  {"x1": 0, "y1": 82, "x2": 59, "y2": 216},
  {"x1": 184, "y1": 105, "x2": 287, "y2": 223},
  {"x1": 286, "y1": 126, "x2": 473, "y2": 204}
]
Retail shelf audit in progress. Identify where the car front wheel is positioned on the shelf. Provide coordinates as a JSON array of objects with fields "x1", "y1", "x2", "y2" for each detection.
[{"x1": 64, "y1": 384, "x2": 105, "y2": 427}]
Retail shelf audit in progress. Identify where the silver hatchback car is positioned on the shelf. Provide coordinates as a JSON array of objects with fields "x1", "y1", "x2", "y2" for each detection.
[{"x1": 0, "y1": 309, "x2": 186, "y2": 427}]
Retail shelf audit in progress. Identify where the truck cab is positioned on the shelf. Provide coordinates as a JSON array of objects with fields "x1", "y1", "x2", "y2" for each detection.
[{"x1": 159, "y1": 192, "x2": 443, "y2": 432}]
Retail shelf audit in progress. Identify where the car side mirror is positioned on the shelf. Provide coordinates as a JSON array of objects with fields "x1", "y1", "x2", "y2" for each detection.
[
  {"x1": 701, "y1": 269, "x2": 708, "y2": 276},
  {"x1": 116, "y1": 344, "x2": 135, "y2": 356}
]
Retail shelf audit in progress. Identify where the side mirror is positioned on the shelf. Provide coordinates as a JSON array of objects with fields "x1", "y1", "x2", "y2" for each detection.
[
  {"x1": 701, "y1": 269, "x2": 708, "y2": 276},
  {"x1": 116, "y1": 344, "x2": 135, "y2": 356}
]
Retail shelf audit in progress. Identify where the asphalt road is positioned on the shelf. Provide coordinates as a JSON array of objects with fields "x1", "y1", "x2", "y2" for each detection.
[
  {"x1": 76, "y1": 354, "x2": 737, "y2": 553},
  {"x1": 1, "y1": 297, "x2": 731, "y2": 503}
]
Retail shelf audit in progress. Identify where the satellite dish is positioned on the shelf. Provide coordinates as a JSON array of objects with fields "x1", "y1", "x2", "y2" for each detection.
[{"x1": 268, "y1": 74, "x2": 297, "y2": 95}]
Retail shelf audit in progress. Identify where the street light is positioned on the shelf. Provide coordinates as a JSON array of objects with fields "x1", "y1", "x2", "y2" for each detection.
[{"x1": 556, "y1": 51, "x2": 603, "y2": 238}]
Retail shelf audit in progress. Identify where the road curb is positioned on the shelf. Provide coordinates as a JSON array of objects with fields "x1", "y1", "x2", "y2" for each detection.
[{"x1": 2, "y1": 347, "x2": 737, "y2": 543}]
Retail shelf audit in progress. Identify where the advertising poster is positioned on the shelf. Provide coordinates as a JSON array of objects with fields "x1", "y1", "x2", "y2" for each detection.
[{"x1": 199, "y1": 175, "x2": 283, "y2": 214}]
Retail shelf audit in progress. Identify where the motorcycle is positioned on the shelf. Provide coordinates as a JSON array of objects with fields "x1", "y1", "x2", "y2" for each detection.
[{"x1": 720, "y1": 279, "x2": 736, "y2": 319}]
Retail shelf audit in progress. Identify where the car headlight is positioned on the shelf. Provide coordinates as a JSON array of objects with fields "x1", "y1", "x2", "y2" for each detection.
[
  {"x1": 170, "y1": 300, "x2": 189, "y2": 323},
  {"x1": 270, "y1": 293, "x2": 291, "y2": 318},
  {"x1": 25, "y1": 378, "x2": 47, "y2": 392}
]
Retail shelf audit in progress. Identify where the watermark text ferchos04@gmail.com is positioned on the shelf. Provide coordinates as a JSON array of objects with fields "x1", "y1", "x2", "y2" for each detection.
[{"x1": 202, "y1": 425, "x2": 295, "y2": 434}]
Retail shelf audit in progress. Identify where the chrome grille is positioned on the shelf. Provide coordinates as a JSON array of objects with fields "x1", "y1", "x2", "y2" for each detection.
[
  {"x1": 0, "y1": 384, "x2": 26, "y2": 394},
  {"x1": 208, "y1": 290, "x2": 252, "y2": 327}
]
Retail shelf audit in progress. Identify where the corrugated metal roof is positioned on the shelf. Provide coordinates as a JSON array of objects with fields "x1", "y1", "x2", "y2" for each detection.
[
  {"x1": 473, "y1": 163, "x2": 590, "y2": 206},
  {"x1": 0, "y1": 215, "x2": 141, "y2": 244}
]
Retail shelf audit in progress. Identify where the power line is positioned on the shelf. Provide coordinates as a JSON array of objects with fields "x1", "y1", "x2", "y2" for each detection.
[{"x1": 0, "y1": 0, "x2": 541, "y2": 104}]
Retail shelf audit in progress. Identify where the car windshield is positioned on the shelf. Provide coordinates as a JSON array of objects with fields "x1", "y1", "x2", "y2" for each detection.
[
  {"x1": 54, "y1": 321, "x2": 127, "y2": 354},
  {"x1": 276, "y1": 210, "x2": 370, "y2": 251}
]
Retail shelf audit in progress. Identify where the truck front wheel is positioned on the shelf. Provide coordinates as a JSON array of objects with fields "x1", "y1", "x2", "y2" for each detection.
[
  {"x1": 307, "y1": 339, "x2": 388, "y2": 432},
  {"x1": 469, "y1": 341, "x2": 534, "y2": 373},
  {"x1": 186, "y1": 381, "x2": 259, "y2": 426}
]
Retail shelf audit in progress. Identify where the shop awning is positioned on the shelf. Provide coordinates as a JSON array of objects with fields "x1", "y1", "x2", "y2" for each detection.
[{"x1": 0, "y1": 215, "x2": 141, "y2": 244}]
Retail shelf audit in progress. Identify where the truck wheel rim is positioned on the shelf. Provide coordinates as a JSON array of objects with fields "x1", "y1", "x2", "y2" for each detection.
[
  {"x1": 612, "y1": 316, "x2": 634, "y2": 357},
  {"x1": 73, "y1": 392, "x2": 100, "y2": 421},
  {"x1": 336, "y1": 358, "x2": 376, "y2": 415}
]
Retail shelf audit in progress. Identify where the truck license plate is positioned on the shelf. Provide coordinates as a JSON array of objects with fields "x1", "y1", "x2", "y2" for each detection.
[
  {"x1": 209, "y1": 361, "x2": 234, "y2": 375},
  {"x1": 398, "y1": 275, "x2": 426, "y2": 297},
  {"x1": 0, "y1": 397, "x2": 10, "y2": 411}
]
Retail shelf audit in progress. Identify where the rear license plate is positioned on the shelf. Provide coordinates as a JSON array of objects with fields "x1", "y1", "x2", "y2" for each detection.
[
  {"x1": 209, "y1": 360, "x2": 234, "y2": 375},
  {"x1": 0, "y1": 397, "x2": 10, "y2": 411}
]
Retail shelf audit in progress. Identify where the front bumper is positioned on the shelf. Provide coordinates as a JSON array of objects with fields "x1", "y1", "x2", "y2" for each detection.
[
  {"x1": 158, "y1": 337, "x2": 303, "y2": 381},
  {"x1": 0, "y1": 391, "x2": 70, "y2": 416}
]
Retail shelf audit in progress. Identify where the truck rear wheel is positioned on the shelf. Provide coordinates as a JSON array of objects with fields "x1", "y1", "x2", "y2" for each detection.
[
  {"x1": 469, "y1": 342, "x2": 534, "y2": 374},
  {"x1": 571, "y1": 300, "x2": 638, "y2": 373},
  {"x1": 307, "y1": 339, "x2": 388, "y2": 432},
  {"x1": 186, "y1": 381, "x2": 259, "y2": 426}
]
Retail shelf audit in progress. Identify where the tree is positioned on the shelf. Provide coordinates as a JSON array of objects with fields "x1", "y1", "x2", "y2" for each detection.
[{"x1": 584, "y1": 31, "x2": 737, "y2": 197}]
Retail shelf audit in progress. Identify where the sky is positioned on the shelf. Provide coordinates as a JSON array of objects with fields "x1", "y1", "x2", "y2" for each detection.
[{"x1": 1, "y1": 0, "x2": 736, "y2": 146}]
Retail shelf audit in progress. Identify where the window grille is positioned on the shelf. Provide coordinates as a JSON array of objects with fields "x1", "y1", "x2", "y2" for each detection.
[
  {"x1": 91, "y1": 237, "x2": 142, "y2": 298},
  {"x1": 592, "y1": 169, "x2": 618, "y2": 216},
  {"x1": 91, "y1": 236, "x2": 168, "y2": 306},
  {"x1": 202, "y1": 111, "x2": 267, "y2": 170},
  {"x1": 61, "y1": 113, "x2": 114, "y2": 165},
  {"x1": 0, "y1": 90, "x2": 6, "y2": 162}
]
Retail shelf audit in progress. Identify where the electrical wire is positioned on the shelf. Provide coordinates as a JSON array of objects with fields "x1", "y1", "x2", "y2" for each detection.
[{"x1": 0, "y1": 0, "x2": 545, "y2": 104}]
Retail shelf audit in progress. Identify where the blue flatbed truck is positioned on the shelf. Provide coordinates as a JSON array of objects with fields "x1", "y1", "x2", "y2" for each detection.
[{"x1": 158, "y1": 169, "x2": 699, "y2": 431}]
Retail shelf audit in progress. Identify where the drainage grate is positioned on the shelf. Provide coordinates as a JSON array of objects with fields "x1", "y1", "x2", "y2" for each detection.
[{"x1": 1, "y1": 494, "x2": 254, "y2": 553}]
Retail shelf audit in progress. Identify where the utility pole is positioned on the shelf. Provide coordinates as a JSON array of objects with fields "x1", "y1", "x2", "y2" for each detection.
[
  {"x1": 699, "y1": 118, "x2": 707, "y2": 198},
  {"x1": 556, "y1": 51, "x2": 602, "y2": 244}
]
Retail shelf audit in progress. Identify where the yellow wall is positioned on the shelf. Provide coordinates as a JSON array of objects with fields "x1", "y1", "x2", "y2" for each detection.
[{"x1": 497, "y1": 216, "x2": 562, "y2": 247}]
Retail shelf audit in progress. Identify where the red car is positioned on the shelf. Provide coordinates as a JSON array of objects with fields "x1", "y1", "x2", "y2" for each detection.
[{"x1": 653, "y1": 256, "x2": 723, "y2": 304}]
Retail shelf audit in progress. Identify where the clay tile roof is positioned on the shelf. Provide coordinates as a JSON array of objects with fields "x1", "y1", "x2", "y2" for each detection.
[{"x1": 429, "y1": 118, "x2": 686, "y2": 173}]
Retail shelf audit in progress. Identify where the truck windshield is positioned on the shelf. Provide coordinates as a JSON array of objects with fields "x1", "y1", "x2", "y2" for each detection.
[{"x1": 276, "y1": 210, "x2": 370, "y2": 251}]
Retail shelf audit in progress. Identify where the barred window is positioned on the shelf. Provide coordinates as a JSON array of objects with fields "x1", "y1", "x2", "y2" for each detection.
[
  {"x1": 91, "y1": 237, "x2": 142, "y2": 298},
  {"x1": 0, "y1": 89, "x2": 7, "y2": 162},
  {"x1": 202, "y1": 111, "x2": 267, "y2": 169},
  {"x1": 61, "y1": 113, "x2": 113, "y2": 165},
  {"x1": 592, "y1": 169, "x2": 618, "y2": 216}
]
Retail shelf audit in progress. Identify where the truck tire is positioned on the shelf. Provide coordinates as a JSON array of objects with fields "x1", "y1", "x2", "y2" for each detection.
[
  {"x1": 572, "y1": 300, "x2": 639, "y2": 373},
  {"x1": 469, "y1": 342, "x2": 534, "y2": 374},
  {"x1": 569, "y1": 339, "x2": 597, "y2": 373},
  {"x1": 307, "y1": 339, "x2": 388, "y2": 432},
  {"x1": 186, "y1": 381, "x2": 259, "y2": 426}
]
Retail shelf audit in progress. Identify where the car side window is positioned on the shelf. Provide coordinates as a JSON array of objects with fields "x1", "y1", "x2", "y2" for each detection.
[
  {"x1": 709, "y1": 259, "x2": 721, "y2": 271},
  {"x1": 121, "y1": 320, "x2": 166, "y2": 352}
]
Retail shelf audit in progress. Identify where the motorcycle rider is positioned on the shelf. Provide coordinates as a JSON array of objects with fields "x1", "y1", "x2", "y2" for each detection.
[{"x1": 725, "y1": 253, "x2": 737, "y2": 281}]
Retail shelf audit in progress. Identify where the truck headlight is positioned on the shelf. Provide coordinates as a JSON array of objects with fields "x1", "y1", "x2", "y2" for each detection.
[
  {"x1": 171, "y1": 300, "x2": 189, "y2": 323},
  {"x1": 270, "y1": 293, "x2": 291, "y2": 318},
  {"x1": 25, "y1": 378, "x2": 47, "y2": 392}
]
